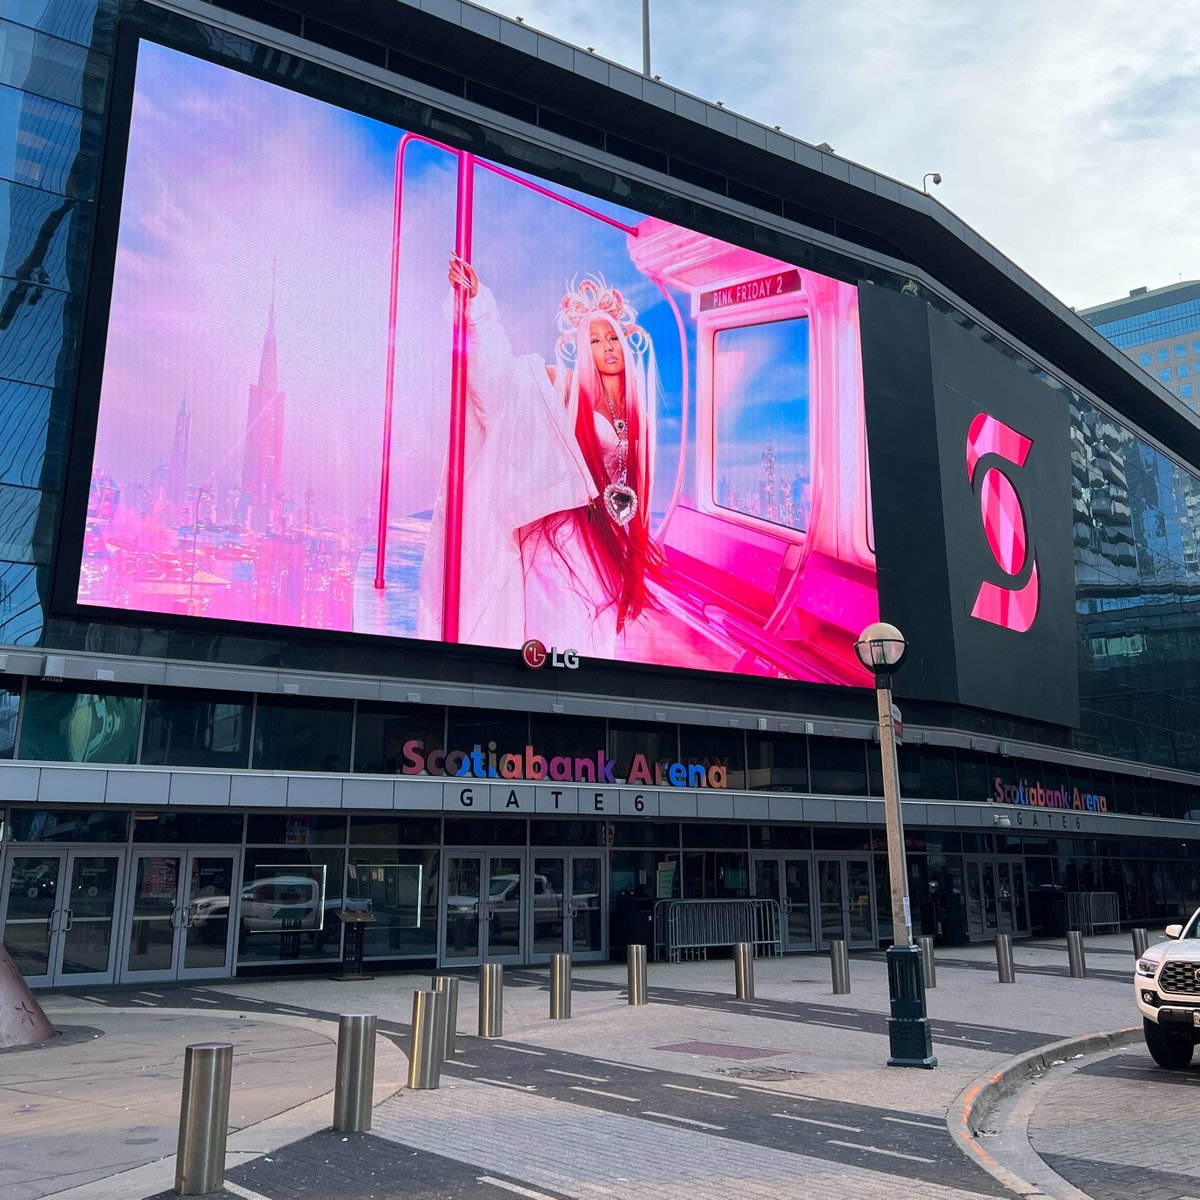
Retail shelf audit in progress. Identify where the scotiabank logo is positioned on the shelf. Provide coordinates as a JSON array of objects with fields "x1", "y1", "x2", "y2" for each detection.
[{"x1": 966, "y1": 412, "x2": 1038, "y2": 633}]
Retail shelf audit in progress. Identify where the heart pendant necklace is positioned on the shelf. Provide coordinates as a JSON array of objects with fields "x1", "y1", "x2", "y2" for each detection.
[{"x1": 602, "y1": 390, "x2": 638, "y2": 527}]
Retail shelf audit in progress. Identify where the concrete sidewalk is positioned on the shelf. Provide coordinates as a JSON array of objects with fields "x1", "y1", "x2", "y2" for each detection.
[{"x1": 0, "y1": 934, "x2": 1139, "y2": 1200}]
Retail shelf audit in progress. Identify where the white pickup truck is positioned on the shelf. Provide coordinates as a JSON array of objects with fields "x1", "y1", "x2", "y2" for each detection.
[{"x1": 1135, "y1": 907, "x2": 1200, "y2": 1068}]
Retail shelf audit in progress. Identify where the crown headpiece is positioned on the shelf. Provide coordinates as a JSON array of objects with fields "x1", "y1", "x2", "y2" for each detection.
[{"x1": 555, "y1": 274, "x2": 648, "y2": 361}]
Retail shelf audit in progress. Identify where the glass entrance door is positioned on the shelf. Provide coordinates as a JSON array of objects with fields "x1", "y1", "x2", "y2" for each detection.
[
  {"x1": 1, "y1": 849, "x2": 125, "y2": 987},
  {"x1": 529, "y1": 852, "x2": 606, "y2": 963},
  {"x1": 440, "y1": 852, "x2": 526, "y2": 967},
  {"x1": 965, "y1": 858, "x2": 1027, "y2": 940},
  {"x1": 815, "y1": 856, "x2": 876, "y2": 948},
  {"x1": 752, "y1": 855, "x2": 814, "y2": 952},
  {"x1": 440, "y1": 851, "x2": 607, "y2": 967},
  {"x1": 120, "y1": 850, "x2": 238, "y2": 983}
]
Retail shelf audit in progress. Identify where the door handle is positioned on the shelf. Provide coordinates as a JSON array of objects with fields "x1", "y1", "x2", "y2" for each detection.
[
  {"x1": 46, "y1": 909, "x2": 58, "y2": 934},
  {"x1": 63, "y1": 909, "x2": 73, "y2": 932}
]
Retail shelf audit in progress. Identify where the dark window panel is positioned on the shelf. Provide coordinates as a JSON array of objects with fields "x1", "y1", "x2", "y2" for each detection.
[
  {"x1": 0, "y1": 480, "x2": 53, "y2": 562},
  {"x1": 141, "y1": 688, "x2": 252, "y2": 769},
  {"x1": 528, "y1": 712, "x2": 606, "y2": 762},
  {"x1": 8, "y1": 805, "x2": 127, "y2": 840},
  {"x1": 245, "y1": 813, "x2": 347, "y2": 845},
  {"x1": 353, "y1": 702, "x2": 444, "y2": 775},
  {"x1": 302, "y1": 19, "x2": 386, "y2": 68},
  {"x1": 746, "y1": 731, "x2": 808, "y2": 793},
  {"x1": 347, "y1": 848, "x2": 439, "y2": 959},
  {"x1": 808, "y1": 736, "x2": 867, "y2": 796},
  {"x1": 811, "y1": 826, "x2": 871, "y2": 851},
  {"x1": 252, "y1": 696, "x2": 352, "y2": 773},
  {"x1": 679, "y1": 726, "x2": 745, "y2": 790},
  {"x1": 681, "y1": 822, "x2": 747, "y2": 849},
  {"x1": 0, "y1": 279, "x2": 74, "y2": 388},
  {"x1": 668, "y1": 156, "x2": 725, "y2": 194},
  {"x1": 609, "y1": 720, "x2": 678, "y2": 779},
  {"x1": 463, "y1": 79, "x2": 535, "y2": 124},
  {"x1": 611, "y1": 820, "x2": 679, "y2": 848},
  {"x1": 605, "y1": 132, "x2": 667, "y2": 174},
  {"x1": 446, "y1": 707, "x2": 528, "y2": 760},
  {"x1": 131, "y1": 811, "x2": 244, "y2": 843},
  {"x1": 237, "y1": 847, "x2": 345, "y2": 966},
  {"x1": 385, "y1": 49, "x2": 464, "y2": 98},
  {"x1": 0, "y1": 84, "x2": 101, "y2": 195},
  {"x1": 528, "y1": 819, "x2": 601, "y2": 847},
  {"x1": 442, "y1": 816, "x2": 526, "y2": 846},
  {"x1": 348, "y1": 815, "x2": 440, "y2": 845},
  {"x1": 0, "y1": 379, "x2": 51, "y2": 487},
  {"x1": 537, "y1": 105, "x2": 605, "y2": 148},
  {"x1": 747, "y1": 823, "x2": 811, "y2": 850}
]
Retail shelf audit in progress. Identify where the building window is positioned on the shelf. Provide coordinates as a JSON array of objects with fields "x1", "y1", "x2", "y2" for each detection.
[
  {"x1": 1180, "y1": 384, "x2": 1193, "y2": 399},
  {"x1": 1157, "y1": 348, "x2": 1170, "y2": 362},
  {"x1": 1176, "y1": 344, "x2": 1188, "y2": 357},
  {"x1": 1159, "y1": 368, "x2": 1172, "y2": 382},
  {"x1": 141, "y1": 688, "x2": 251, "y2": 768},
  {"x1": 19, "y1": 684, "x2": 142, "y2": 764},
  {"x1": 1193, "y1": 340, "x2": 1200, "y2": 354},
  {"x1": 1179, "y1": 363, "x2": 1191, "y2": 378},
  {"x1": 252, "y1": 697, "x2": 352, "y2": 772},
  {"x1": 1139, "y1": 353, "x2": 1152, "y2": 366}
]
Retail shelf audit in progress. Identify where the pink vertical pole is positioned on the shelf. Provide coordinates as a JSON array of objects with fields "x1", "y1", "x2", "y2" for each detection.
[
  {"x1": 442, "y1": 153, "x2": 475, "y2": 643},
  {"x1": 374, "y1": 136, "x2": 411, "y2": 589}
]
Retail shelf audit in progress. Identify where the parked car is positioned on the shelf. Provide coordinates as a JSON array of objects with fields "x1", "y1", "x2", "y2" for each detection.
[{"x1": 1134, "y1": 906, "x2": 1200, "y2": 1068}]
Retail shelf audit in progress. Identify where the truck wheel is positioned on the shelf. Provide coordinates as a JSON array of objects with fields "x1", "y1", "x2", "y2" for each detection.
[{"x1": 1144, "y1": 1016, "x2": 1195, "y2": 1069}]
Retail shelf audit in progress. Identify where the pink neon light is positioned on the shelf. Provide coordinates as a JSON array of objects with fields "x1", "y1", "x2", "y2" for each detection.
[
  {"x1": 442, "y1": 153, "x2": 475, "y2": 644},
  {"x1": 966, "y1": 412, "x2": 1039, "y2": 633},
  {"x1": 966, "y1": 411, "x2": 1031, "y2": 483},
  {"x1": 972, "y1": 563, "x2": 1039, "y2": 633},
  {"x1": 373, "y1": 134, "x2": 641, "y2": 599},
  {"x1": 978, "y1": 467, "x2": 1027, "y2": 576}
]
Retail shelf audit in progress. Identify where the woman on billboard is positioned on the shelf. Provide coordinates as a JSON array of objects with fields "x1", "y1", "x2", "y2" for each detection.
[{"x1": 417, "y1": 256, "x2": 661, "y2": 657}]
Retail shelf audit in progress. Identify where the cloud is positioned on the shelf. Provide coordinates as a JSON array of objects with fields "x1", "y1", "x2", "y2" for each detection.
[{"x1": 478, "y1": 1, "x2": 1200, "y2": 308}]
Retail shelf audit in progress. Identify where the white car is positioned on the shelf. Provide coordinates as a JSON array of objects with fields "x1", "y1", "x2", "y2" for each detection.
[{"x1": 1135, "y1": 907, "x2": 1200, "y2": 1068}]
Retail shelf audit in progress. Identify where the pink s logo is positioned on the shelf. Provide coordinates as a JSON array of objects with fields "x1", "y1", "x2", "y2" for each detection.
[{"x1": 966, "y1": 413, "x2": 1038, "y2": 633}]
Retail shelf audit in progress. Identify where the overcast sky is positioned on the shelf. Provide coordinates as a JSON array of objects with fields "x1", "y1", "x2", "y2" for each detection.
[{"x1": 477, "y1": 0, "x2": 1200, "y2": 312}]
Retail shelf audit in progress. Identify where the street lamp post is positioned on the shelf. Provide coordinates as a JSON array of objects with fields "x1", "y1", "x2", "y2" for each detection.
[{"x1": 854, "y1": 622, "x2": 936, "y2": 1069}]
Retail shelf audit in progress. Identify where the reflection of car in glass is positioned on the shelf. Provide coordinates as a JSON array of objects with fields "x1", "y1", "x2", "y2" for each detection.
[
  {"x1": 1135, "y1": 907, "x2": 1200, "y2": 1069},
  {"x1": 14, "y1": 864, "x2": 58, "y2": 899},
  {"x1": 191, "y1": 876, "x2": 343, "y2": 948},
  {"x1": 446, "y1": 874, "x2": 564, "y2": 939}
]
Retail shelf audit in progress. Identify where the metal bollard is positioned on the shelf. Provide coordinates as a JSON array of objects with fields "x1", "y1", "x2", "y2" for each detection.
[
  {"x1": 408, "y1": 990, "x2": 443, "y2": 1090},
  {"x1": 627, "y1": 943, "x2": 648, "y2": 1006},
  {"x1": 332, "y1": 1014, "x2": 376, "y2": 1133},
  {"x1": 174, "y1": 1042, "x2": 233, "y2": 1196},
  {"x1": 431, "y1": 975, "x2": 459, "y2": 1059},
  {"x1": 918, "y1": 935, "x2": 937, "y2": 990},
  {"x1": 550, "y1": 952, "x2": 572, "y2": 1019},
  {"x1": 829, "y1": 938, "x2": 851, "y2": 995},
  {"x1": 733, "y1": 942, "x2": 755, "y2": 1000},
  {"x1": 995, "y1": 932, "x2": 1016, "y2": 984},
  {"x1": 1067, "y1": 929, "x2": 1087, "y2": 979},
  {"x1": 1132, "y1": 927, "x2": 1149, "y2": 957},
  {"x1": 478, "y1": 962, "x2": 504, "y2": 1038}
]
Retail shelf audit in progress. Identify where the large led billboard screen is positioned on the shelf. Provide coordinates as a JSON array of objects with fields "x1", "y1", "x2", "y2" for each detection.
[{"x1": 77, "y1": 40, "x2": 877, "y2": 685}]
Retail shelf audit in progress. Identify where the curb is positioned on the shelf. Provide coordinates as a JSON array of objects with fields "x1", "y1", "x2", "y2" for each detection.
[{"x1": 948, "y1": 1025, "x2": 1142, "y2": 1199}]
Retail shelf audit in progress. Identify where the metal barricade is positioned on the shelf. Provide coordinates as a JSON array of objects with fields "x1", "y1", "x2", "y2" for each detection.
[
  {"x1": 1067, "y1": 891, "x2": 1121, "y2": 936},
  {"x1": 829, "y1": 939, "x2": 850, "y2": 994},
  {"x1": 333, "y1": 1014, "x2": 376, "y2": 1133},
  {"x1": 1067, "y1": 930, "x2": 1087, "y2": 978},
  {"x1": 175, "y1": 1042, "x2": 233, "y2": 1196},
  {"x1": 995, "y1": 932, "x2": 1015, "y2": 984},
  {"x1": 918, "y1": 935, "x2": 936, "y2": 989},
  {"x1": 652, "y1": 899, "x2": 782, "y2": 962}
]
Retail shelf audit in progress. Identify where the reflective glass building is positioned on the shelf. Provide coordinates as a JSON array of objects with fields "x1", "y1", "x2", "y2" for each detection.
[{"x1": 3, "y1": 0, "x2": 1200, "y2": 989}]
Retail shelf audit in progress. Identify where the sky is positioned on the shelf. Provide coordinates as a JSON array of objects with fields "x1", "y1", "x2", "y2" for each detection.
[{"x1": 476, "y1": 0, "x2": 1200, "y2": 312}]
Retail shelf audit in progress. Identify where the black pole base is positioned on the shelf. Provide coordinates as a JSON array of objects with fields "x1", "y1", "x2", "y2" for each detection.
[{"x1": 885, "y1": 944, "x2": 937, "y2": 1068}]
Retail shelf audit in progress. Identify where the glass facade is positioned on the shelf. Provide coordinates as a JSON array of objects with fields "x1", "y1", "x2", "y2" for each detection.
[{"x1": 0, "y1": 0, "x2": 1197, "y2": 795}]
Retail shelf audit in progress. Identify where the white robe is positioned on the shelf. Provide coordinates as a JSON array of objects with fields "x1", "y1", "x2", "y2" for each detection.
[{"x1": 417, "y1": 286, "x2": 614, "y2": 653}]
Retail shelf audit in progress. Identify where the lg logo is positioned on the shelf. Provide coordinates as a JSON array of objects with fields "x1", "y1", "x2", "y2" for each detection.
[
  {"x1": 966, "y1": 412, "x2": 1039, "y2": 633},
  {"x1": 520, "y1": 639, "x2": 580, "y2": 670}
]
